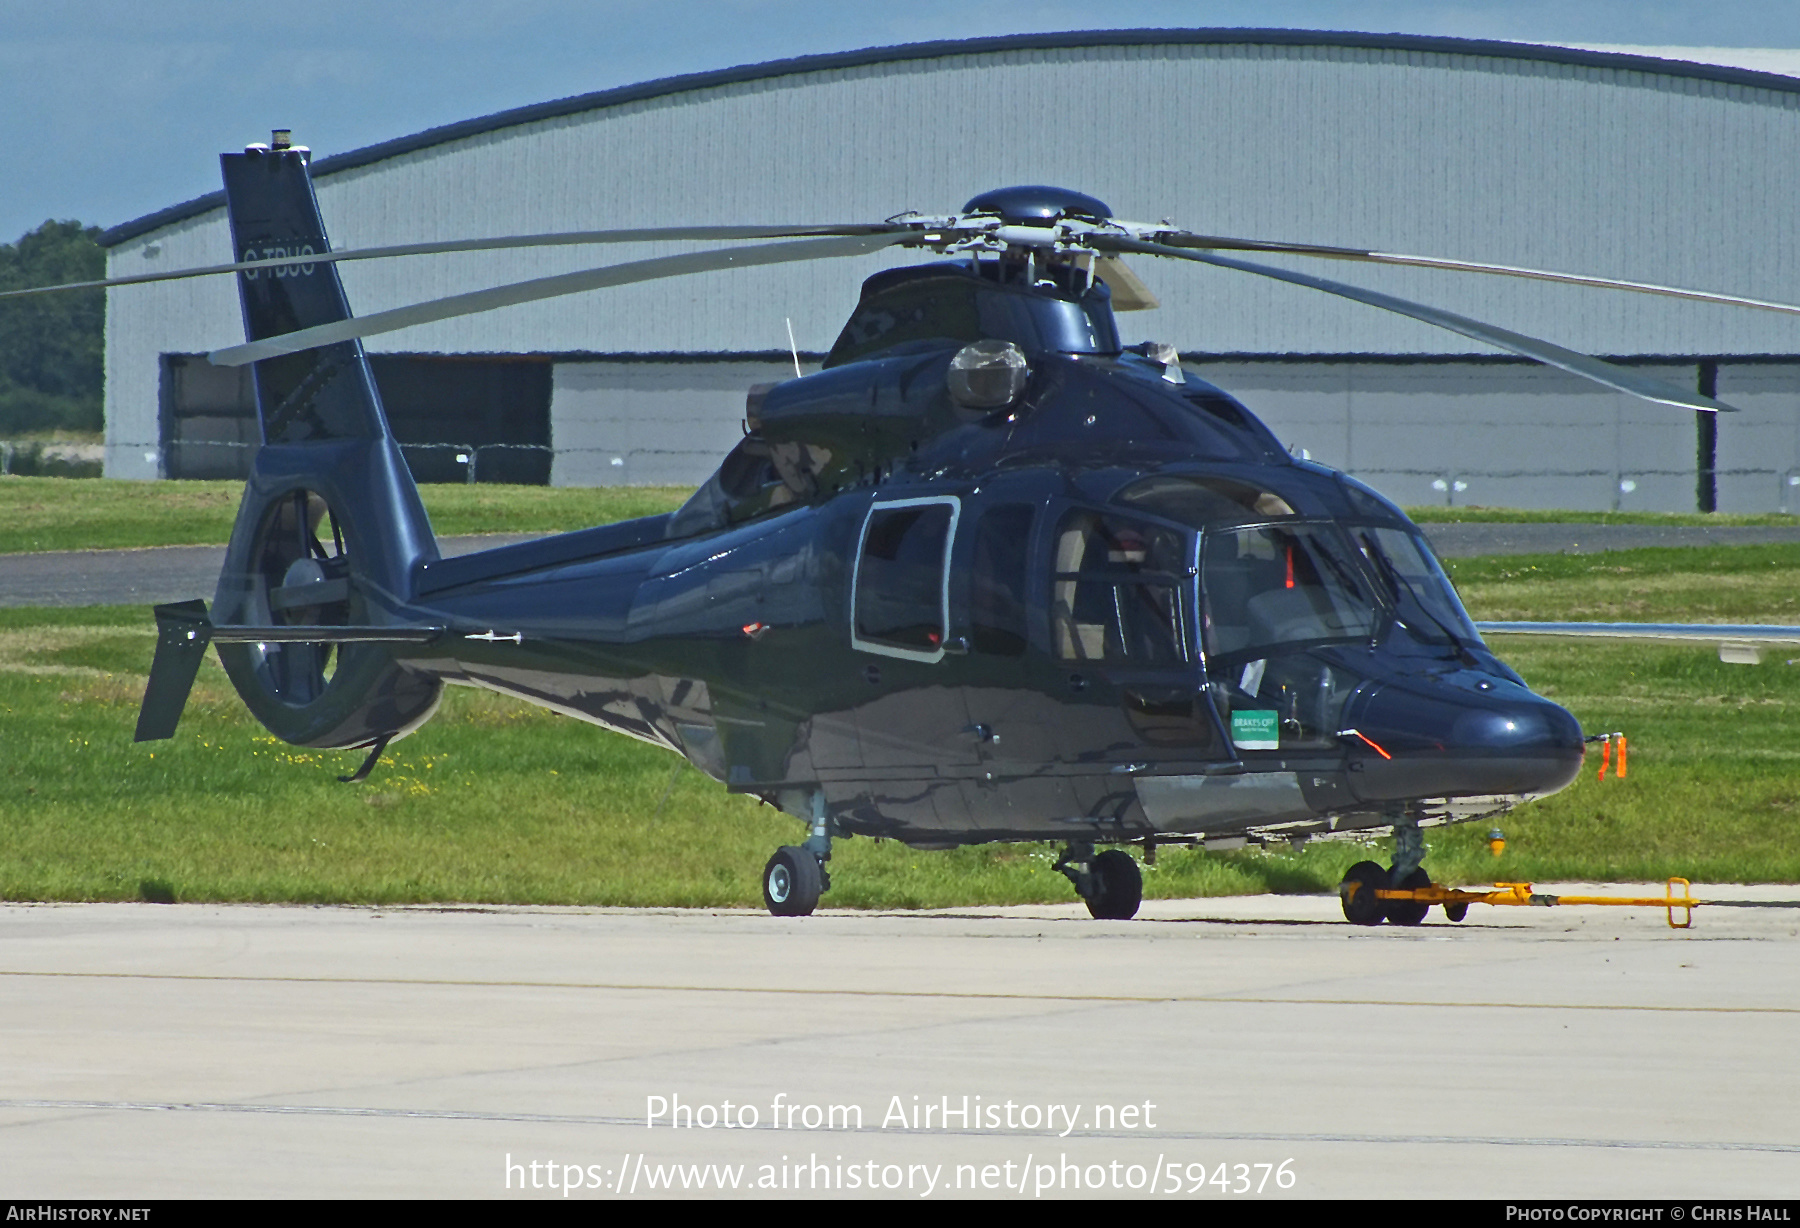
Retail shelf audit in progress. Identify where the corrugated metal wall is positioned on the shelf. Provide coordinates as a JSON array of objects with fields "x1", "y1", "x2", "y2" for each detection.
[{"x1": 105, "y1": 36, "x2": 1800, "y2": 505}]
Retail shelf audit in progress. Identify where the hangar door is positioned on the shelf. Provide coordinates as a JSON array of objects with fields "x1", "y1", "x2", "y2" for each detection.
[{"x1": 159, "y1": 354, "x2": 552, "y2": 483}]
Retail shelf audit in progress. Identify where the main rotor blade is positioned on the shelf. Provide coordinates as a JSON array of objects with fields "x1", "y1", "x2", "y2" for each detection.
[
  {"x1": 1479, "y1": 621, "x2": 1800, "y2": 645},
  {"x1": 1103, "y1": 237, "x2": 1735, "y2": 413},
  {"x1": 1094, "y1": 255, "x2": 1160, "y2": 311},
  {"x1": 208, "y1": 232, "x2": 904, "y2": 367},
  {"x1": 0, "y1": 223, "x2": 907, "y2": 302},
  {"x1": 1152, "y1": 231, "x2": 1800, "y2": 319}
]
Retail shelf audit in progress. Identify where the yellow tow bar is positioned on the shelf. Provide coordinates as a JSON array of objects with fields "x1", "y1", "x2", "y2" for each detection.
[{"x1": 1374, "y1": 877, "x2": 1700, "y2": 929}]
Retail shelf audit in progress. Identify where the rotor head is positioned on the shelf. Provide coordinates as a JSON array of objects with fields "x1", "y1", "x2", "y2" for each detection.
[{"x1": 960, "y1": 186, "x2": 1112, "y2": 226}]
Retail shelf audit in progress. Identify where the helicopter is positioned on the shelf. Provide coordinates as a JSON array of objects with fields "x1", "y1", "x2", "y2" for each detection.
[{"x1": 20, "y1": 134, "x2": 1800, "y2": 924}]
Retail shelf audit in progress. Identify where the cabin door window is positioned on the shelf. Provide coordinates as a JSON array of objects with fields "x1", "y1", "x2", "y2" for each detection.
[{"x1": 852, "y1": 497, "x2": 959, "y2": 662}]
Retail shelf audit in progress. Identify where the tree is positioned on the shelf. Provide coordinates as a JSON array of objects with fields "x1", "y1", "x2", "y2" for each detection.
[{"x1": 0, "y1": 220, "x2": 105, "y2": 435}]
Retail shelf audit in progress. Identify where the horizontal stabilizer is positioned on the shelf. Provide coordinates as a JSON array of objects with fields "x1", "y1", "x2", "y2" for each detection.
[
  {"x1": 134, "y1": 598, "x2": 446, "y2": 742},
  {"x1": 206, "y1": 625, "x2": 446, "y2": 644}
]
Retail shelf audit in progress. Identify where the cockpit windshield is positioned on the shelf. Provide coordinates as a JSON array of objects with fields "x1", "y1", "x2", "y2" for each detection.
[
  {"x1": 1200, "y1": 524, "x2": 1381, "y2": 661},
  {"x1": 1346, "y1": 525, "x2": 1481, "y2": 647}
]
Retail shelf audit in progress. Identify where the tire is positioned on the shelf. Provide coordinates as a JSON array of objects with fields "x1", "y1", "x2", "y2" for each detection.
[
  {"x1": 1386, "y1": 866, "x2": 1432, "y2": 926},
  {"x1": 763, "y1": 846, "x2": 822, "y2": 917},
  {"x1": 1444, "y1": 900, "x2": 1470, "y2": 923},
  {"x1": 1340, "y1": 860, "x2": 1388, "y2": 925},
  {"x1": 1085, "y1": 849, "x2": 1142, "y2": 920}
]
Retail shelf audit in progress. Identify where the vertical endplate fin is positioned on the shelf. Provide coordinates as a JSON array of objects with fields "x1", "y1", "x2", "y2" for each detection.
[
  {"x1": 221, "y1": 147, "x2": 386, "y2": 442},
  {"x1": 135, "y1": 600, "x2": 214, "y2": 742}
]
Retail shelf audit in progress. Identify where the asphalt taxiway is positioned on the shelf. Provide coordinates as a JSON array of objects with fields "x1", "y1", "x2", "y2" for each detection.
[
  {"x1": 0, "y1": 533, "x2": 544, "y2": 607},
  {"x1": 2, "y1": 890, "x2": 1795, "y2": 1199}
]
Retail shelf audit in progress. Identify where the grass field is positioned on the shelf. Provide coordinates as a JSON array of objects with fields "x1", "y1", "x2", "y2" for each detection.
[
  {"x1": 4, "y1": 477, "x2": 1799, "y2": 904},
  {"x1": 0, "y1": 477, "x2": 692, "y2": 554}
]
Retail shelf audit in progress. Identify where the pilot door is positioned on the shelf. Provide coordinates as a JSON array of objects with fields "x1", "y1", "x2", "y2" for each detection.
[
  {"x1": 960, "y1": 504, "x2": 1226, "y2": 821},
  {"x1": 1040, "y1": 507, "x2": 1221, "y2": 765}
]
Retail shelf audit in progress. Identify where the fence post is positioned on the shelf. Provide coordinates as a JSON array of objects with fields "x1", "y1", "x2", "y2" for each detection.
[
  {"x1": 1614, "y1": 476, "x2": 1641, "y2": 512},
  {"x1": 1782, "y1": 469, "x2": 1800, "y2": 515}
]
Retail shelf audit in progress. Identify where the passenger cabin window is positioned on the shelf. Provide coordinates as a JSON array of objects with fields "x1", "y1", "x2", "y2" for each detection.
[
  {"x1": 970, "y1": 505, "x2": 1033, "y2": 656},
  {"x1": 1050, "y1": 511, "x2": 1190, "y2": 666},
  {"x1": 853, "y1": 500, "x2": 957, "y2": 660}
]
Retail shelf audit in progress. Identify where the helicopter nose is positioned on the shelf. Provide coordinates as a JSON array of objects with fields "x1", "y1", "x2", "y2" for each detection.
[{"x1": 1342, "y1": 676, "x2": 1584, "y2": 804}]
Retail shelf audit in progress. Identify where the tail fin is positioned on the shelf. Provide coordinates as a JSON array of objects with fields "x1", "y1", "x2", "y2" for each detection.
[{"x1": 216, "y1": 143, "x2": 437, "y2": 609}]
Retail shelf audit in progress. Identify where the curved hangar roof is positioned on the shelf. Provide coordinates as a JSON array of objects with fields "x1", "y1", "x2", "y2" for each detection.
[{"x1": 105, "y1": 29, "x2": 1800, "y2": 362}]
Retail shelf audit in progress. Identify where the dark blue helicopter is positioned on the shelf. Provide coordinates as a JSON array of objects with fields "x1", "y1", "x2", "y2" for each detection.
[{"x1": 65, "y1": 138, "x2": 1779, "y2": 923}]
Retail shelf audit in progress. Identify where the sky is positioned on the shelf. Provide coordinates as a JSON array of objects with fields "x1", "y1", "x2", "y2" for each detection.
[{"x1": 3, "y1": 0, "x2": 1799, "y2": 245}]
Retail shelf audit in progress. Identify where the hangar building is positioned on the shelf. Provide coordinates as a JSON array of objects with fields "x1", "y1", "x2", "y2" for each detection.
[{"x1": 100, "y1": 29, "x2": 1800, "y2": 513}]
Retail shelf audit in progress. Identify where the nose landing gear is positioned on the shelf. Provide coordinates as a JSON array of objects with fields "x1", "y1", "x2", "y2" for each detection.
[{"x1": 1339, "y1": 816, "x2": 1457, "y2": 926}]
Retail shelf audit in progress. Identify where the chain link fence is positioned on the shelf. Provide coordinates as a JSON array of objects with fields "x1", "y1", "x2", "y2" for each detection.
[{"x1": 112, "y1": 438, "x2": 728, "y2": 488}]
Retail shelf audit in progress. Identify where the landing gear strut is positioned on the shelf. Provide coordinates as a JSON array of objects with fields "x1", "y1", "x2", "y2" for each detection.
[
  {"x1": 762, "y1": 791, "x2": 834, "y2": 917},
  {"x1": 1055, "y1": 841, "x2": 1142, "y2": 920},
  {"x1": 1383, "y1": 820, "x2": 1430, "y2": 926}
]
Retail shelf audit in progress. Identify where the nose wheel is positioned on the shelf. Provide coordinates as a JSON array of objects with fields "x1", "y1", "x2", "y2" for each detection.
[
  {"x1": 1339, "y1": 815, "x2": 1455, "y2": 925},
  {"x1": 1340, "y1": 860, "x2": 1389, "y2": 925},
  {"x1": 1384, "y1": 866, "x2": 1433, "y2": 926},
  {"x1": 1340, "y1": 862, "x2": 1460, "y2": 925}
]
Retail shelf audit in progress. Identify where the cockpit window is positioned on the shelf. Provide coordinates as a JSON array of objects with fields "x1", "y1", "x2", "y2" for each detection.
[
  {"x1": 1348, "y1": 525, "x2": 1481, "y2": 646},
  {"x1": 1115, "y1": 474, "x2": 1297, "y2": 527},
  {"x1": 1201, "y1": 524, "x2": 1380, "y2": 660},
  {"x1": 1050, "y1": 511, "x2": 1191, "y2": 665}
]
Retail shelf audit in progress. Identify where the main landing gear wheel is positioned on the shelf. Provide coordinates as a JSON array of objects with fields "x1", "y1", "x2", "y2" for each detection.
[
  {"x1": 1340, "y1": 860, "x2": 1388, "y2": 926},
  {"x1": 1385, "y1": 866, "x2": 1432, "y2": 926},
  {"x1": 763, "y1": 846, "x2": 822, "y2": 917},
  {"x1": 1086, "y1": 849, "x2": 1143, "y2": 920}
]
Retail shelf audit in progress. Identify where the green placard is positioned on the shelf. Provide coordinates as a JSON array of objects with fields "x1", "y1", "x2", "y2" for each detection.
[{"x1": 1231, "y1": 709, "x2": 1279, "y2": 750}]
